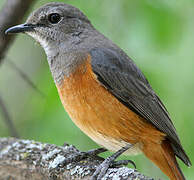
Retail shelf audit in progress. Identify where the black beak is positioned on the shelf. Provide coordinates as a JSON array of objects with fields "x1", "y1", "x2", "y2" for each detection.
[{"x1": 5, "y1": 23, "x2": 36, "y2": 34}]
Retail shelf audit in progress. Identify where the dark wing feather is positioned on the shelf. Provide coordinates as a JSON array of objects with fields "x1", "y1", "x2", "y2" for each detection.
[{"x1": 90, "y1": 47, "x2": 191, "y2": 166}]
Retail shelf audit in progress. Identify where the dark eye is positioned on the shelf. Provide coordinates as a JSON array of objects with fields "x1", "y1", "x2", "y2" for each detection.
[{"x1": 48, "y1": 13, "x2": 61, "y2": 24}]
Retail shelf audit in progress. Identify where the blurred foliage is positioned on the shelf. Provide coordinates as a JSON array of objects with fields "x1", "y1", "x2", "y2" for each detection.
[{"x1": 0, "y1": 0, "x2": 194, "y2": 179}]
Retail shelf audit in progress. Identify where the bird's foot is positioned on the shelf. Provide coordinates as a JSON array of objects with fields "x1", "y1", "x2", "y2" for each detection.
[
  {"x1": 91, "y1": 144, "x2": 135, "y2": 180},
  {"x1": 58, "y1": 147, "x2": 107, "y2": 168}
]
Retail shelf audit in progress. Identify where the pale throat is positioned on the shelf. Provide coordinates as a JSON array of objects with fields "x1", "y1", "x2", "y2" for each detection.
[
  {"x1": 27, "y1": 31, "x2": 59, "y2": 59},
  {"x1": 27, "y1": 31, "x2": 65, "y2": 83},
  {"x1": 27, "y1": 31, "x2": 88, "y2": 86}
]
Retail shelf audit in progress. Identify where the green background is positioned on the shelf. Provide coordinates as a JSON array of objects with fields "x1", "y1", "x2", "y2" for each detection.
[{"x1": 0, "y1": 0, "x2": 193, "y2": 179}]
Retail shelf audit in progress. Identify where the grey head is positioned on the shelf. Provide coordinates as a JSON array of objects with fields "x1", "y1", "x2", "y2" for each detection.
[
  {"x1": 6, "y1": 3, "x2": 95, "y2": 53},
  {"x1": 6, "y1": 2, "x2": 102, "y2": 82}
]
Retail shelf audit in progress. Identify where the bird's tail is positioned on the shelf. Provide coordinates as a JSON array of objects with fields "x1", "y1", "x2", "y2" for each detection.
[{"x1": 143, "y1": 139, "x2": 185, "y2": 180}]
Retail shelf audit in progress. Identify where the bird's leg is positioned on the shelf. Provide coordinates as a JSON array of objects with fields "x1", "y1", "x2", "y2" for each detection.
[
  {"x1": 91, "y1": 144, "x2": 135, "y2": 180},
  {"x1": 59, "y1": 147, "x2": 107, "y2": 167}
]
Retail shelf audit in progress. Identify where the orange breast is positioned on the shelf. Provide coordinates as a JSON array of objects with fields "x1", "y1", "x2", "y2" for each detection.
[{"x1": 56, "y1": 55, "x2": 165, "y2": 154}]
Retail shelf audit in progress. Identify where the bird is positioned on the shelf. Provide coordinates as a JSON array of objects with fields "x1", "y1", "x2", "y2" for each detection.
[{"x1": 5, "y1": 2, "x2": 191, "y2": 180}]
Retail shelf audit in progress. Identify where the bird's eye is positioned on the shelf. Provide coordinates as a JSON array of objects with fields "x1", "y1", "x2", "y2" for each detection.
[{"x1": 48, "y1": 13, "x2": 61, "y2": 24}]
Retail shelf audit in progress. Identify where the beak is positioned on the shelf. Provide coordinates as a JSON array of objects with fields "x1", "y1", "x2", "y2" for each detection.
[{"x1": 5, "y1": 23, "x2": 36, "y2": 34}]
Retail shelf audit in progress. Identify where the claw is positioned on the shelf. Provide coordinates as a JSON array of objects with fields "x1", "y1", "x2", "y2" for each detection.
[
  {"x1": 91, "y1": 144, "x2": 134, "y2": 180},
  {"x1": 91, "y1": 157, "x2": 112, "y2": 180},
  {"x1": 110, "y1": 159, "x2": 136, "y2": 169}
]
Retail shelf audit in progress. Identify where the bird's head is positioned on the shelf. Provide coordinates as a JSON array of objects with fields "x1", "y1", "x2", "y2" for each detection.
[{"x1": 5, "y1": 3, "x2": 93, "y2": 55}]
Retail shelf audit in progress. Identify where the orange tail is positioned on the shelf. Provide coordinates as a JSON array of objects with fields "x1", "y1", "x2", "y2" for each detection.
[{"x1": 143, "y1": 140, "x2": 185, "y2": 180}]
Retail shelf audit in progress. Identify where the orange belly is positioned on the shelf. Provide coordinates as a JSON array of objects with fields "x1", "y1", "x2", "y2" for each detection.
[{"x1": 56, "y1": 56, "x2": 165, "y2": 155}]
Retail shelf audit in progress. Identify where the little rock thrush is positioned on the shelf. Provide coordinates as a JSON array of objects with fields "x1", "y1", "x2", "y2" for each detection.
[{"x1": 6, "y1": 2, "x2": 191, "y2": 180}]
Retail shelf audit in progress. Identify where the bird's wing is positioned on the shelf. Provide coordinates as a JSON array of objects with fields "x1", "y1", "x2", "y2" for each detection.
[{"x1": 90, "y1": 47, "x2": 191, "y2": 166}]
